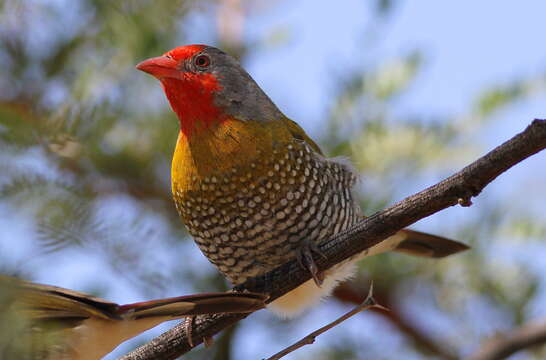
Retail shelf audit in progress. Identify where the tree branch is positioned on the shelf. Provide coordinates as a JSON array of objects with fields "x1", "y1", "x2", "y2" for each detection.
[
  {"x1": 121, "y1": 119, "x2": 546, "y2": 360},
  {"x1": 466, "y1": 318, "x2": 546, "y2": 360}
]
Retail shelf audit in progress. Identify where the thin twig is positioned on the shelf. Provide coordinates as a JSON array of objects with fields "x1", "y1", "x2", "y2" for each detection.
[
  {"x1": 264, "y1": 283, "x2": 388, "y2": 360},
  {"x1": 121, "y1": 119, "x2": 546, "y2": 360}
]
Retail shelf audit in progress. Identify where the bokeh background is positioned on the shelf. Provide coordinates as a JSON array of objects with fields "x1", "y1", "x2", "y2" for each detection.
[{"x1": 1, "y1": 0, "x2": 546, "y2": 359}]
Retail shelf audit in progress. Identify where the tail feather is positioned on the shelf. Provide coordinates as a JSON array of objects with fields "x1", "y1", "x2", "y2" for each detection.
[
  {"x1": 394, "y1": 229, "x2": 469, "y2": 258},
  {"x1": 1, "y1": 275, "x2": 118, "y2": 321},
  {"x1": 1, "y1": 275, "x2": 267, "y2": 323},
  {"x1": 1, "y1": 276, "x2": 268, "y2": 359},
  {"x1": 121, "y1": 292, "x2": 267, "y2": 319}
]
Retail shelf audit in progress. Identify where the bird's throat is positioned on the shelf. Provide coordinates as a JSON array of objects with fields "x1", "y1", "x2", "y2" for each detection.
[{"x1": 161, "y1": 76, "x2": 223, "y2": 137}]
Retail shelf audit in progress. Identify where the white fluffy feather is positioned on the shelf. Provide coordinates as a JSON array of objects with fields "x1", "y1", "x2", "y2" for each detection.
[{"x1": 268, "y1": 232, "x2": 405, "y2": 317}]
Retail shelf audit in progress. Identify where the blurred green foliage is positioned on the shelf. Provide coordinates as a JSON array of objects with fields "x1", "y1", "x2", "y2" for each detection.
[
  {"x1": 0, "y1": 279, "x2": 66, "y2": 359},
  {"x1": 1, "y1": 0, "x2": 545, "y2": 359}
]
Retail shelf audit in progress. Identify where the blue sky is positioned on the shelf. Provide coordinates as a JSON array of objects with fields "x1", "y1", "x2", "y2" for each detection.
[{"x1": 243, "y1": 1, "x2": 546, "y2": 127}]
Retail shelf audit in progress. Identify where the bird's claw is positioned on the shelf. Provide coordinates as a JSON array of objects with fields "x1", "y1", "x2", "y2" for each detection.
[
  {"x1": 297, "y1": 240, "x2": 326, "y2": 286},
  {"x1": 203, "y1": 336, "x2": 214, "y2": 348},
  {"x1": 184, "y1": 316, "x2": 214, "y2": 348},
  {"x1": 184, "y1": 316, "x2": 195, "y2": 348}
]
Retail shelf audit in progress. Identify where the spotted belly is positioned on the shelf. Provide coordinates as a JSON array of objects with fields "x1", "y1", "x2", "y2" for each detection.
[{"x1": 173, "y1": 141, "x2": 362, "y2": 286}]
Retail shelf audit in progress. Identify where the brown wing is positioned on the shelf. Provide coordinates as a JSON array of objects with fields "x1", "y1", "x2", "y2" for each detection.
[
  {"x1": 283, "y1": 117, "x2": 324, "y2": 155},
  {"x1": 278, "y1": 119, "x2": 469, "y2": 259}
]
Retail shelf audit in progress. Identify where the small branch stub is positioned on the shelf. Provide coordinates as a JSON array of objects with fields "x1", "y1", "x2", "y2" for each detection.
[{"x1": 458, "y1": 197, "x2": 473, "y2": 207}]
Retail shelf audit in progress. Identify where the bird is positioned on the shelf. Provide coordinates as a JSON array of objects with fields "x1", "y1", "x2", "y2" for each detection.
[
  {"x1": 0, "y1": 275, "x2": 266, "y2": 360},
  {"x1": 136, "y1": 44, "x2": 469, "y2": 317}
]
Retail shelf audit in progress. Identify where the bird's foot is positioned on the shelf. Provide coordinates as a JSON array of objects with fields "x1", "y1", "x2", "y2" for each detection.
[
  {"x1": 184, "y1": 316, "x2": 195, "y2": 348},
  {"x1": 203, "y1": 336, "x2": 214, "y2": 348},
  {"x1": 297, "y1": 240, "x2": 326, "y2": 287},
  {"x1": 184, "y1": 316, "x2": 214, "y2": 348}
]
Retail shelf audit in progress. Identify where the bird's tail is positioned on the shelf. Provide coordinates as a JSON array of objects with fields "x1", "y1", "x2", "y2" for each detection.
[
  {"x1": 393, "y1": 229, "x2": 469, "y2": 258},
  {"x1": 269, "y1": 228, "x2": 468, "y2": 318},
  {"x1": 1, "y1": 275, "x2": 119, "y2": 322},
  {"x1": 1, "y1": 276, "x2": 267, "y2": 359},
  {"x1": 1, "y1": 275, "x2": 267, "y2": 323},
  {"x1": 119, "y1": 292, "x2": 267, "y2": 320}
]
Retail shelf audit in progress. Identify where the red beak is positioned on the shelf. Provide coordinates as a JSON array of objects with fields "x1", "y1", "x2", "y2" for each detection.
[{"x1": 136, "y1": 56, "x2": 181, "y2": 79}]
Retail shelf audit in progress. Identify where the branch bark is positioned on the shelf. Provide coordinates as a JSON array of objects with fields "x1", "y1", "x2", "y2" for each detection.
[
  {"x1": 466, "y1": 318, "x2": 546, "y2": 360},
  {"x1": 121, "y1": 119, "x2": 546, "y2": 360}
]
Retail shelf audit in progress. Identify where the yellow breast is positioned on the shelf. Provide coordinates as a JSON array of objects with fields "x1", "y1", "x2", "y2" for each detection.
[{"x1": 171, "y1": 117, "x2": 293, "y2": 196}]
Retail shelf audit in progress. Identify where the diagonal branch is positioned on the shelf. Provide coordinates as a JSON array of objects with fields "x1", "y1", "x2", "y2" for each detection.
[
  {"x1": 465, "y1": 318, "x2": 546, "y2": 360},
  {"x1": 121, "y1": 119, "x2": 546, "y2": 360},
  {"x1": 333, "y1": 282, "x2": 458, "y2": 360}
]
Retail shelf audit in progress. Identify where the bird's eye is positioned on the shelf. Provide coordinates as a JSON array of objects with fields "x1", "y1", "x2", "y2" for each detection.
[{"x1": 194, "y1": 54, "x2": 211, "y2": 69}]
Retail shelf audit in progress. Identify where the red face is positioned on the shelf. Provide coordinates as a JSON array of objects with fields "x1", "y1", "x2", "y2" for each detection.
[
  {"x1": 136, "y1": 45, "x2": 208, "y2": 79},
  {"x1": 136, "y1": 45, "x2": 224, "y2": 137}
]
